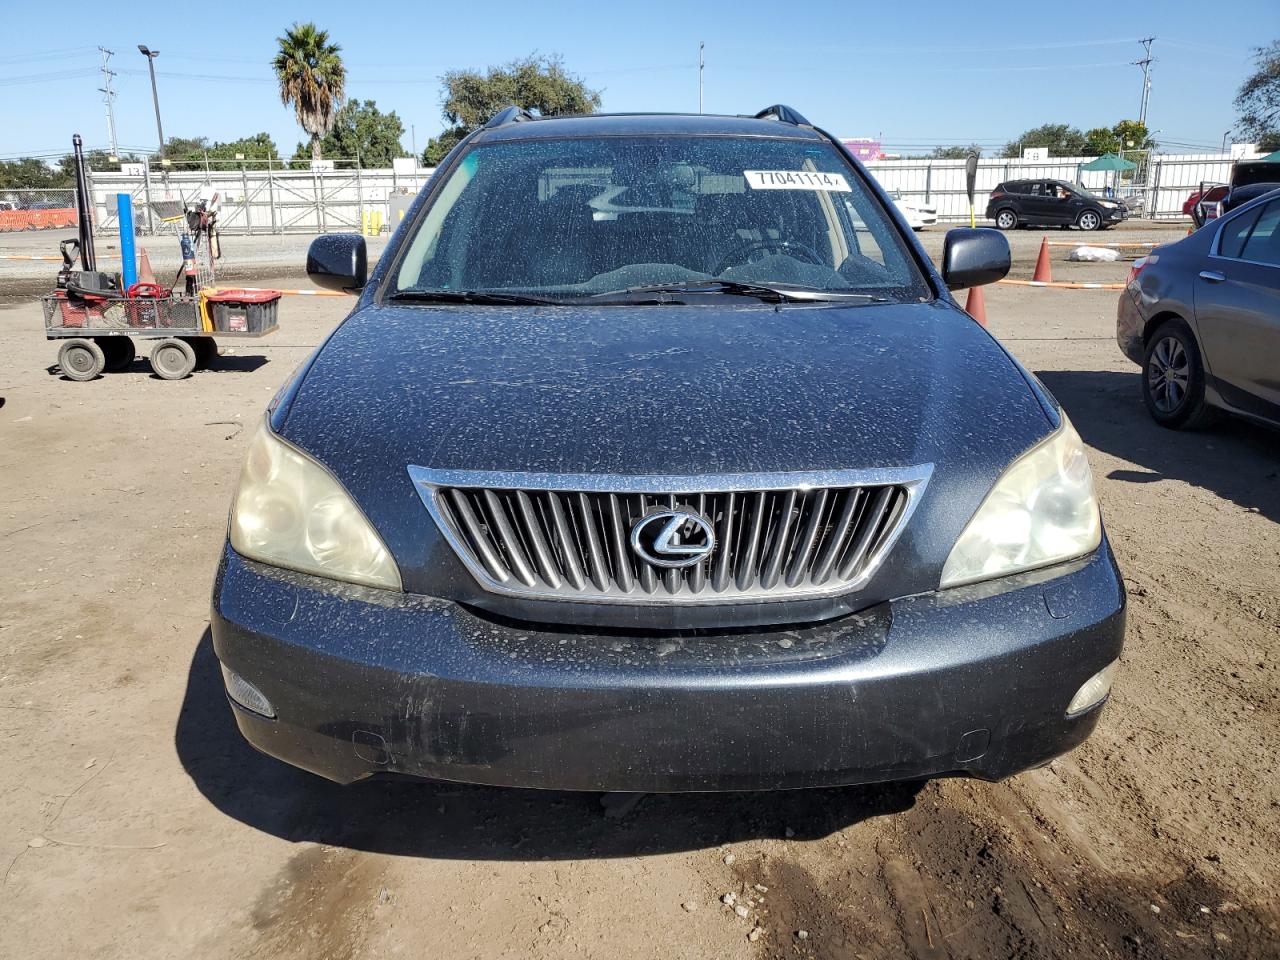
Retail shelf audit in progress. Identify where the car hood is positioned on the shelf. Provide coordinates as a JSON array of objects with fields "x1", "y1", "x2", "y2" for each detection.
[{"x1": 277, "y1": 299, "x2": 1058, "y2": 609}]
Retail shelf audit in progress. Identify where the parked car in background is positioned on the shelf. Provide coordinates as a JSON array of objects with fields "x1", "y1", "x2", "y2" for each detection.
[
  {"x1": 890, "y1": 191, "x2": 938, "y2": 230},
  {"x1": 1119, "y1": 188, "x2": 1280, "y2": 429},
  {"x1": 987, "y1": 179, "x2": 1126, "y2": 230},
  {"x1": 1185, "y1": 184, "x2": 1229, "y2": 225},
  {"x1": 1190, "y1": 160, "x2": 1280, "y2": 228},
  {"x1": 212, "y1": 105, "x2": 1125, "y2": 793}
]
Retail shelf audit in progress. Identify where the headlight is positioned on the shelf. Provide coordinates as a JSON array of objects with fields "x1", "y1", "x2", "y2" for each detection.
[
  {"x1": 1098, "y1": 200, "x2": 1118, "y2": 209},
  {"x1": 940, "y1": 414, "x2": 1100, "y2": 588},
  {"x1": 230, "y1": 420, "x2": 402, "y2": 590}
]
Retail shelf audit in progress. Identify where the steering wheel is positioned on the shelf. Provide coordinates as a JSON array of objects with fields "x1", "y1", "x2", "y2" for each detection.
[{"x1": 711, "y1": 238, "x2": 824, "y2": 275}]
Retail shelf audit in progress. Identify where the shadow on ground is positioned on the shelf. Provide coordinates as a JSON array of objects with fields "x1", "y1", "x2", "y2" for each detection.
[
  {"x1": 1037, "y1": 369, "x2": 1280, "y2": 524},
  {"x1": 176, "y1": 630, "x2": 922, "y2": 861}
]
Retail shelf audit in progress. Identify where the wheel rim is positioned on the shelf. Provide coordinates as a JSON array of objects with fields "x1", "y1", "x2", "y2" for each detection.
[
  {"x1": 1148, "y1": 336, "x2": 1190, "y2": 413},
  {"x1": 997, "y1": 211, "x2": 1015, "y2": 228},
  {"x1": 155, "y1": 345, "x2": 186, "y2": 375},
  {"x1": 64, "y1": 347, "x2": 94, "y2": 375},
  {"x1": 1081, "y1": 212, "x2": 1100, "y2": 229}
]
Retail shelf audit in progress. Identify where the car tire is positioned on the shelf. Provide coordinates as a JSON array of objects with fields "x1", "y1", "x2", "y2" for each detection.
[
  {"x1": 994, "y1": 209, "x2": 1017, "y2": 230},
  {"x1": 1077, "y1": 210, "x2": 1103, "y2": 231},
  {"x1": 1142, "y1": 320, "x2": 1217, "y2": 430},
  {"x1": 58, "y1": 338, "x2": 105, "y2": 381}
]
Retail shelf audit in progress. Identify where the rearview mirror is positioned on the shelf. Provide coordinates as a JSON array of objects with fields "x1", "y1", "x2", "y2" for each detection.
[
  {"x1": 306, "y1": 234, "x2": 367, "y2": 292},
  {"x1": 941, "y1": 228, "x2": 1010, "y2": 291}
]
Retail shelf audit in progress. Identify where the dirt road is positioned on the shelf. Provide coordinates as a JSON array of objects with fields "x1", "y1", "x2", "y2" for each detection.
[{"x1": 1, "y1": 224, "x2": 1276, "y2": 959}]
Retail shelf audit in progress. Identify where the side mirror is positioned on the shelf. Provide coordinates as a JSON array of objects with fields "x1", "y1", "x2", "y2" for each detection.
[
  {"x1": 306, "y1": 234, "x2": 367, "y2": 292},
  {"x1": 941, "y1": 227, "x2": 1010, "y2": 291}
]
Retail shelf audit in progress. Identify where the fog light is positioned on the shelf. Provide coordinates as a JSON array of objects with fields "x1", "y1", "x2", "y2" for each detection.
[
  {"x1": 1066, "y1": 660, "x2": 1118, "y2": 716},
  {"x1": 221, "y1": 665, "x2": 275, "y2": 719}
]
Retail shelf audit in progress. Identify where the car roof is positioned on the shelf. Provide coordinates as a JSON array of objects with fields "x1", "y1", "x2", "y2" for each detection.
[{"x1": 473, "y1": 112, "x2": 827, "y2": 143}]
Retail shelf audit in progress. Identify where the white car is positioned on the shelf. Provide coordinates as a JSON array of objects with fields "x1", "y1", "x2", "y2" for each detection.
[{"x1": 891, "y1": 192, "x2": 937, "y2": 231}]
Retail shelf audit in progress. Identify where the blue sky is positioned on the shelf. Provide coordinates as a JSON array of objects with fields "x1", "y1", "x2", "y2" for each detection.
[{"x1": 2, "y1": 0, "x2": 1274, "y2": 161}]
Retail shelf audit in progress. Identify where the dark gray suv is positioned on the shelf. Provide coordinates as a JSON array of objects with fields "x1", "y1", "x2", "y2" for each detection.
[{"x1": 211, "y1": 106, "x2": 1125, "y2": 791}]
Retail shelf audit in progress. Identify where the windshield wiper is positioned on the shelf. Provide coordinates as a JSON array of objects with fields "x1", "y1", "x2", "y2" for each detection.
[
  {"x1": 586, "y1": 280, "x2": 888, "y2": 304},
  {"x1": 388, "y1": 289, "x2": 564, "y2": 305}
]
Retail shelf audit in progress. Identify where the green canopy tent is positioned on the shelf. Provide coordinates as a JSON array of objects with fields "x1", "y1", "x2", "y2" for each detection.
[
  {"x1": 1259, "y1": 150, "x2": 1280, "y2": 163},
  {"x1": 1080, "y1": 153, "x2": 1139, "y2": 199}
]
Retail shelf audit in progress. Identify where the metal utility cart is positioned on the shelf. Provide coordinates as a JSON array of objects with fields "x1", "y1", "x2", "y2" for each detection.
[
  {"x1": 41, "y1": 287, "x2": 278, "y2": 381},
  {"x1": 42, "y1": 133, "x2": 279, "y2": 382}
]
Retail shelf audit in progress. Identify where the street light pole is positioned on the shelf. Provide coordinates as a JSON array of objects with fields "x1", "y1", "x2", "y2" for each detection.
[
  {"x1": 137, "y1": 45, "x2": 165, "y2": 160},
  {"x1": 1221, "y1": 130, "x2": 1232, "y2": 154}
]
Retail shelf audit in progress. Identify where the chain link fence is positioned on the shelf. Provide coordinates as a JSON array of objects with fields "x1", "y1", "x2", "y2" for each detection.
[{"x1": 0, "y1": 189, "x2": 79, "y2": 231}]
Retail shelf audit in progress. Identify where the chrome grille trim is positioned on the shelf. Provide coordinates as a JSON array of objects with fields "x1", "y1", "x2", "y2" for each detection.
[{"x1": 408, "y1": 466, "x2": 932, "y2": 605}]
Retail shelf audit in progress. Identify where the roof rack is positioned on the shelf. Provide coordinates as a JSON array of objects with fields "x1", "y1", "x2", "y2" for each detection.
[
  {"x1": 484, "y1": 105, "x2": 536, "y2": 129},
  {"x1": 753, "y1": 104, "x2": 811, "y2": 127}
]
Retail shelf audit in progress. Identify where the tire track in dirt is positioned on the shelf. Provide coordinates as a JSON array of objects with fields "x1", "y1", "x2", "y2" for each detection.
[{"x1": 731, "y1": 779, "x2": 1279, "y2": 960}]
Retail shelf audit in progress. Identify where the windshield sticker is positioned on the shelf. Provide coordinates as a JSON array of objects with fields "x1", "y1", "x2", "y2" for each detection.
[{"x1": 744, "y1": 170, "x2": 851, "y2": 192}]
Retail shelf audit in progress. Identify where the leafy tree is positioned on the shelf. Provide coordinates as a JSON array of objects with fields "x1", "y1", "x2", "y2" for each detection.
[
  {"x1": 1112, "y1": 119, "x2": 1155, "y2": 152},
  {"x1": 161, "y1": 134, "x2": 281, "y2": 166},
  {"x1": 1082, "y1": 120, "x2": 1153, "y2": 157},
  {"x1": 422, "y1": 54, "x2": 602, "y2": 165},
  {"x1": 1002, "y1": 124, "x2": 1086, "y2": 158},
  {"x1": 273, "y1": 22, "x2": 346, "y2": 162},
  {"x1": 931, "y1": 145, "x2": 983, "y2": 159},
  {"x1": 294, "y1": 100, "x2": 405, "y2": 166},
  {"x1": 1082, "y1": 127, "x2": 1121, "y2": 156},
  {"x1": 0, "y1": 158, "x2": 67, "y2": 189},
  {"x1": 1235, "y1": 40, "x2": 1280, "y2": 149}
]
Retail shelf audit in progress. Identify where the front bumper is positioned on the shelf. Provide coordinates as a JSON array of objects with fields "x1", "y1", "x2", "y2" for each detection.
[{"x1": 211, "y1": 542, "x2": 1126, "y2": 791}]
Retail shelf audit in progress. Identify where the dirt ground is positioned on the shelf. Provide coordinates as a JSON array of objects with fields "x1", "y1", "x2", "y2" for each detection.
[{"x1": 1, "y1": 221, "x2": 1277, "y2": 960}]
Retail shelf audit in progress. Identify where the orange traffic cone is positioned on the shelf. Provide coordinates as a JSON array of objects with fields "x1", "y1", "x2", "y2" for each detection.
[
  {"x1": 1032, "y1": 237, "x2": 1053, "y2": 283},
  {"x1": 965, "y1": 285, "x2": 987, "y2": 327},
  {"x1": 137, "y1": 246, "x2": 157, "y2": 286}
]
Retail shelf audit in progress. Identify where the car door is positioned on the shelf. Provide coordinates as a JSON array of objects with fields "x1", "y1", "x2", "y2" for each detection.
[
  {"x1": 1194, "y1": 198, "x2": 1280, "y2": 419},
  {"x1": 1016, "y1": 182, "x2": 1049, "y2": 223},
  {"x1": 1042, "y1": 182, "x2": 1076, "y2": 224}
]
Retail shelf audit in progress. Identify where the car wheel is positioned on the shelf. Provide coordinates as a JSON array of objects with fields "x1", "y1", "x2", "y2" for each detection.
[
  {"x1": 1077, "y1": 210, "x2": 1103, "y2": 231},
  {"x1": 1142, "y1": 320, "x2": 1216, "y2": 429},
  {"x1": 995, "y1": 209, "x2": 1017, "y2": 230}
]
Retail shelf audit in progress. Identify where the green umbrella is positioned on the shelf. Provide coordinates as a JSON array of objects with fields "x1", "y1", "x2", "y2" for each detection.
[
  {"x1": 1260, "y1": 150, "x2": 1280, "y2": 162},
  {"x1": 1080, "y1": 153, "x2": 1138, "y2": 171}
]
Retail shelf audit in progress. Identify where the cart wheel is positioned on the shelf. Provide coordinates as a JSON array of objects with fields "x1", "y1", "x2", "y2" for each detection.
[
  {"x1": 150, "y1": 337, "x2": 197, "y2": 380},
  {"x1": 58, "y1": 338, "x2": 105, "y2": 381},
  {"x1": 187, "y1": 337, "x2": 218, "y2": 370},
  {"x1": 97, "y1": 337, "x2": 136, "y2": 372}
]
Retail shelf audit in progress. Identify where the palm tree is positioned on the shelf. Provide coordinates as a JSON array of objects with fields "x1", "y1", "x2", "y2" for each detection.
[{"x1": 272, "y1": 23, "x2": 346, "y2": 162}]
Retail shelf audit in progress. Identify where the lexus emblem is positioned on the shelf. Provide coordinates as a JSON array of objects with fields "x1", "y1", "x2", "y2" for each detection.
[{"x1": 630, "y1": 510, "x2": 716, "y2": 568}]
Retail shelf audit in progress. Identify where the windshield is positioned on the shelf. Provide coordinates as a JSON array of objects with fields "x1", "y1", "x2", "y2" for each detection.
[{"x1": 392, "y1": 136, "x2": 929, "y2": 302}]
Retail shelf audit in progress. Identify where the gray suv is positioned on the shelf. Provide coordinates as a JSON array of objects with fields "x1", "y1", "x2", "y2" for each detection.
[{"x1": 211, "y1": 105, "x2": 1125, "y2": 792}]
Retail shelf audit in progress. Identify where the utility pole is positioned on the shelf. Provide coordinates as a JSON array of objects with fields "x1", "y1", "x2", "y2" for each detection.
[
  {"x1": 1132, "y1": 37, "x2": 1155, "y2": 127},
  {"x1": 1221, "y1": 130, "x2": 1232, "y2": 154},
  {"x1": 698, "y1": 42, "x2": 705, "y2": 114},
  {"x1": 97, "y1": 47, "x2": 118, "y2": 159}
]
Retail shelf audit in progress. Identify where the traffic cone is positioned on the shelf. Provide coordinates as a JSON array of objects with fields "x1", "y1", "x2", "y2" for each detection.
[
  {"x1": 965, "y1": 285, "x2": 987, "y2": 327},
  {"x1": 137, "y1": 246, "x2": 157, "y2": 286},
  {"x1": 1032, "y1": 237, "x2": 1053, "y2": 283}
]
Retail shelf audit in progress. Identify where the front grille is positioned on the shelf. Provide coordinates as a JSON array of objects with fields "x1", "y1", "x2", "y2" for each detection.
[{"x1": 409, "y1": 468, "x2": 929, "y2": 604}]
